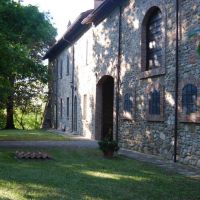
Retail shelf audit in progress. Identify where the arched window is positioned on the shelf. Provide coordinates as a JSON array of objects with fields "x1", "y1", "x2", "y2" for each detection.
[
  {"x1": 149, "y1": 89, "x2": 160, "y2": 115},
  {"x1": 124, "y1": 93, "x2": 133, "y2": 113},
  {"x1": 182, "y1": 84, "x2": 197, "y2": 115},
  {"x1": 146, "y1": 8, "x2": 162, "y2": 70}
]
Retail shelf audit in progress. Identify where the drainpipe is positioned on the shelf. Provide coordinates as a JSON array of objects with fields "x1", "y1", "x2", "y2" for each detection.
[
  {"x1": 174, "y1": 0, "x2": 179, "y2": 162},
  {"x1": 116, "y1": 5, "x2": 122, "y2": 143},
  {"x1": 56, "y1": 59, "x2": 59, "y2": 129},
  {"x1": 71, "y1": 45, "x2": 75, "y2": 132}
]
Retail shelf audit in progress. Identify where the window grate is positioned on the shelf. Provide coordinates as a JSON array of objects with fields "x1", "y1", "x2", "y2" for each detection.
[{"x1": 182, "y1": 84, "x2": 197, "y2": 115}]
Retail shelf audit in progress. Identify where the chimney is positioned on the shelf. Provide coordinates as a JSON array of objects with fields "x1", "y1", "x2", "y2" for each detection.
[
  {"x1": 94, "y1": 0, "x2": 104, "y2": 9},
  {"x1": 67, "y1": 20, "x2": 71, "y2": 28}
]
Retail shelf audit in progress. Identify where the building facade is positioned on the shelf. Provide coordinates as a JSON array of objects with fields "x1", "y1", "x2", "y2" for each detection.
[{"x1": 44, "y1": 0, "x2": 200, "y2": 168}]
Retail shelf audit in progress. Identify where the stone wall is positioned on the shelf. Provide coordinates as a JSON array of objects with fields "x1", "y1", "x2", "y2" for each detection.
[
  {"x1": 51, "y1": 47, "x2": 73, "y2": 133},
  {"x1": 92, "y1": 0, "x2": 200, "y2": 167},
  {"x1": 74, "y1": 29, "x2": 96, "y2": 138},
  {"x1": 49, "y1": 0, "x2": 200, "y2": 167}
]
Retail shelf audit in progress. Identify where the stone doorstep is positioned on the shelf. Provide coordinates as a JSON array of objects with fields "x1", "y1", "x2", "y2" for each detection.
[{"x1": 118, "y1": 148, "x2": 200, "y2": 179}]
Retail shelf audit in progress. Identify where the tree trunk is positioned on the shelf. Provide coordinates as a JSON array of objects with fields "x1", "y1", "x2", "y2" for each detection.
[{"x1": 5, "y1": 76, "x2": 15, "y2": 129}]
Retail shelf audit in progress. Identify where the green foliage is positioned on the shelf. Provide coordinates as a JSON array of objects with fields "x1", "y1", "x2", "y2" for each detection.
[
  {"x1": 0, "y1": 109, "x2": 6, "y2": 129},
  {"x1": 189, "y1": 27, "x2": 200, "y2": 56},
  {"x1": 14, "y1": 108, "x2": 43, "y2": 130},
  {"x1": 0, "y1": 0, "x2": 57, "y2": 128},
  {"x1": 98, "y1": 130, "x2": 119, "y2": 153},
  {"x1": 98, "y1": 139, "x2": 119, "y2": 153},
  {"x1": 198, "y1": 43, "x2": 200, "y2": 55}
]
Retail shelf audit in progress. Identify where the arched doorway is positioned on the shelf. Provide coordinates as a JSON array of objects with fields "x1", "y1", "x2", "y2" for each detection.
[{"x1": 95, "y1": 75, "x2": 114, "y2": 140}]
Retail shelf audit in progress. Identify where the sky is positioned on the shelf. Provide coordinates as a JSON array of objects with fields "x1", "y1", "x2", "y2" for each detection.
[{"x1": 22, "y1": 0, "x2": 93, "y2": 39}]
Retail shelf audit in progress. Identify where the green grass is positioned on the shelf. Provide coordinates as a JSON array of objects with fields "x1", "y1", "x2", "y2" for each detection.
[
  {"x1": 0, "y1": 129, "x2": 69, "y2": 141},
  {"x1": 0, "y1": 147, "x2": 199, "y2": 200}
]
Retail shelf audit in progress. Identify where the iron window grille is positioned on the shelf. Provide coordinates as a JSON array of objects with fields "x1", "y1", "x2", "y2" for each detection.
[{"x1": 182, "y1": 84, "x2": 197, "y2": 115}]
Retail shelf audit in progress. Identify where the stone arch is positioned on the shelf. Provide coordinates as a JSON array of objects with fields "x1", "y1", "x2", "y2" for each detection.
[{"x1": 95, "y1": 75, "x2": 114, "y2": 140}]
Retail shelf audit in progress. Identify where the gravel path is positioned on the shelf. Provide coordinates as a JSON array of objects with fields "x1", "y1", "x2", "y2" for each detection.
[
  {"x1": 0, "y1": 140, "x2": 98, "y2": 148},
  {"x1": 119, "y1": 148, "x2": 200, "y2": 179}
]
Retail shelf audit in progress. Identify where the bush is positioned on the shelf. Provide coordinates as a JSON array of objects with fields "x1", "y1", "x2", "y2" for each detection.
[{"x1": 98, "y1": 139, "x2": 119, "y2": 153}]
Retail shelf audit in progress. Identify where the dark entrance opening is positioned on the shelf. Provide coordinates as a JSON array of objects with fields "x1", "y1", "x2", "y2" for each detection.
[{"x1": 95, "y1": 75, "x2": 114, "y2": 140}]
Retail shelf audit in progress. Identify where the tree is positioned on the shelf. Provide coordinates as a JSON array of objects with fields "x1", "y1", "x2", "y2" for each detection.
[{"x1": 0, "y1": 0, "x2": 57, "y2": 129}]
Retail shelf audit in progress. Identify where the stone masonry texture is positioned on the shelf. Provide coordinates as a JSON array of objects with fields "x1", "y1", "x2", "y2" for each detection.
[{"x1": 47, "y1": 0, "x2": 200, "y2": 168}]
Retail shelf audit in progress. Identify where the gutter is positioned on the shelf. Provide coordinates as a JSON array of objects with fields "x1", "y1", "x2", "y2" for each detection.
[
  {"x1": 116, "y1": 6, "x2": 122, "y2": 143},
  {"x1": 71, "y1": 46, "x2": 75, "y2": 132},
  {"x1": 174, "y1": 0, "x2": 179, "y2": 162},
  {"x1": 43, "y1": 10, "x2": 93, "y2": 60},
  {"x1": 56, "y1": 60, "x2": 59, "y2": 129}
]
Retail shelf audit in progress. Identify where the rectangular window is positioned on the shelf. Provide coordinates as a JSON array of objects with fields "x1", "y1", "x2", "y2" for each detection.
[
  {"x1": 83, "y1": 94, "x2": 87, "y2": 120},
  {"x1": 60, "y1": 60, "x2": 63, "y2": 79},
  {"x1": 66, "y1": 56, "x2": 69, "y2": 76},
  {"x1": 67, "y1": 97, "x2": 69, "y2": 119},
  {"x1": 86, "y1": 40, "x2": 88, "y2": 65},
  {"x1": 60, "y1": 98, "x2": 63, "y2": 118}
]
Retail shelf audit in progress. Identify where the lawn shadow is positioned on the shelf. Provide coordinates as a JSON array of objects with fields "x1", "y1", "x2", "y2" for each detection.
[{"x1": 0, "y1": 148, "x2": 199, "y2": 200}]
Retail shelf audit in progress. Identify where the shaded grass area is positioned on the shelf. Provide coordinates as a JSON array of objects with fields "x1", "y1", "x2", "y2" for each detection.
[
  {"x1": 0, "y1": 148, "x2": 199, "y2": 200},
  {"x1": 0, "y1": 129, "x2": 69, "y2": 141}
]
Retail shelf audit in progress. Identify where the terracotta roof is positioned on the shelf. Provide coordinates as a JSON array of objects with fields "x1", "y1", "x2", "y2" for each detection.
[
  {"x1": 44, "y1": 0, "x2": 126, "y2": 60},
  {"x1": 43, "y1": 9, "x2": 93, "y2": 60}
]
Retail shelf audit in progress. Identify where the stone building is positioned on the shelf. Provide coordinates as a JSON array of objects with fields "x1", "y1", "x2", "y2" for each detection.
[{"x1": 44, "y1": 0, "x2": 200, "y2": 168}]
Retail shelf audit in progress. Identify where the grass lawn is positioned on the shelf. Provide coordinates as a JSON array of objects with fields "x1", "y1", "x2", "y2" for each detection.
[
  {"x1": 0, "y1": 129, "x2": 69, "y2": 141},
  {"x1": 0, "y1": 148, "x2": 199, "y2": 200}
]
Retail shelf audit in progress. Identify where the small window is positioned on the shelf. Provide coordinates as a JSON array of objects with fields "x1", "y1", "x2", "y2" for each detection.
[
  {"x1": 149, "y1": 89, "x2": 160, "y2": 115},
  {"x1": 60, "y1": 98, "x2": 63, "y2": 118},
  {"x1": 66, "y1": 56, "x2": 69, "y2": 76},
  {"x1": 86, "y1": 40, "x2": 88, "y2": 65},
  {"x1": 182, "y1": 84, "x2": 197, "y2": 115},
  {"x1": 67, "y1": 97, "x2": 69, "y2": 119},
  {"x1": 74, "y1": 96, "x2": 77, "y2": 131},
  {"x1": 146, "y1": 9, "x2": 162, "y2": 70},
  {"x1": 60, "y1": 60, "x2": 63, "y2": 79},
  {"x1": 124, "y1": 93, "x2": 133, "y2": 113},
  {"x1": 83, "y1": 94, "x2": 87, "y2": 120}
]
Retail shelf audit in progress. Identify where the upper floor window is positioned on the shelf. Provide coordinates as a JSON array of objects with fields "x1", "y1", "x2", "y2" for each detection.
[
  {"x1": 60, "y1": 98, "x2": 63, "y2": 118},
  {"x1": 86, "y1": 39, "x2": 88, "y2": 65},
  {"x1": 149, "y1": 89, "x2": 160, "y2": 115},
  {"x1": 66, "y1": 55, "x2": 69, "y2": 76},
  {"x1": 124, "y1": 93, "x2": 133, "y2": 113},
  {"x1": 67, "y1": 97, "x2": 69, "y2": 120},
  {"x1": 60, "y1": 60, "x2": 63, "y2": 79},
  {"x1": 83, "y1": 94, "x2": 87, "y2": 120},
  {"x1": 182, "y1": 84, "x2": 197, "y2": 115},
  {"x1": 146, "y1": 8, "x2": 162, "y2": 70},
  {"x1": 123, "y1": 91, "x2": 134, "y2": 120}
]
